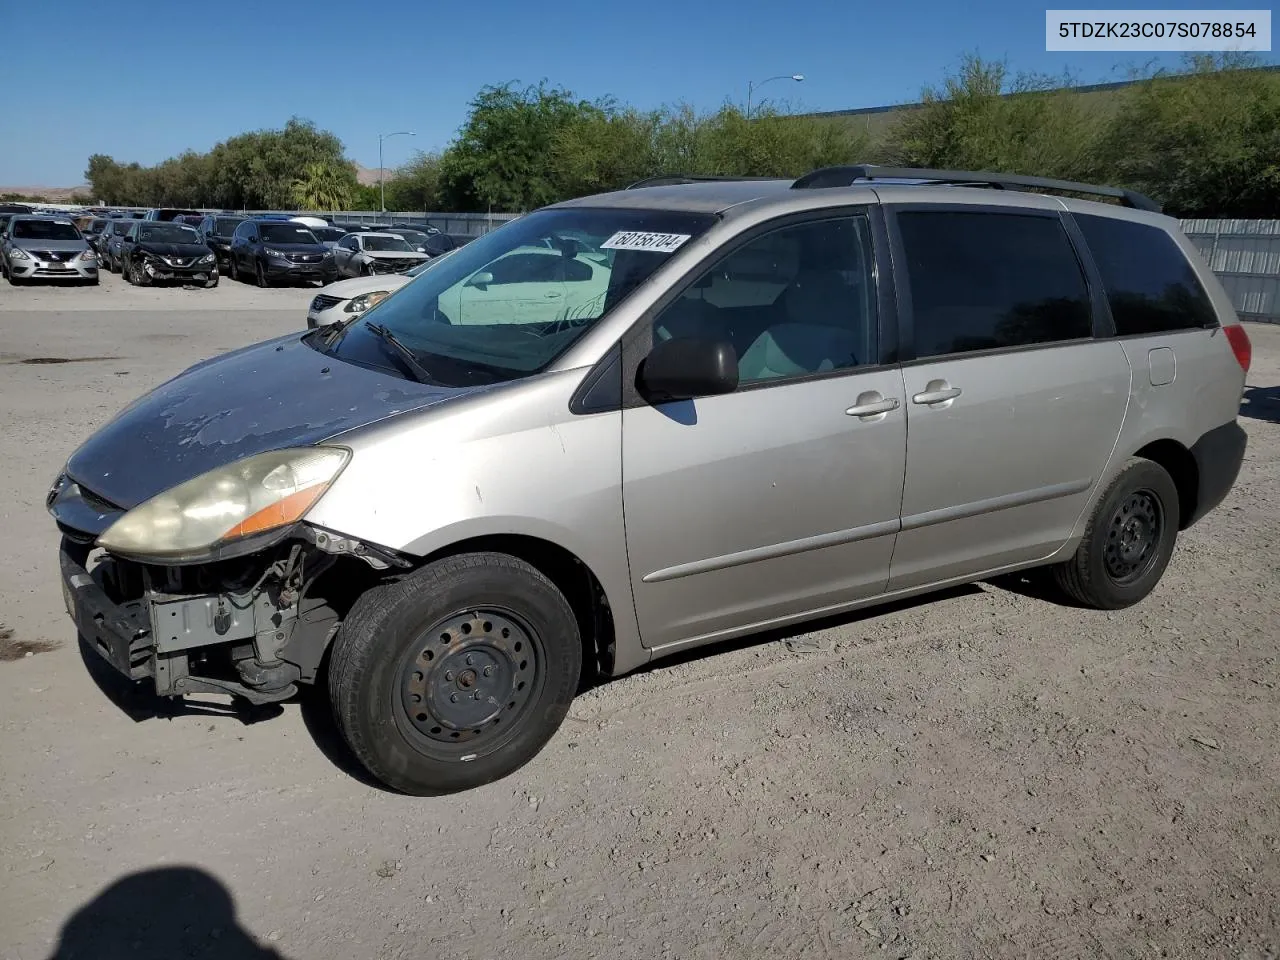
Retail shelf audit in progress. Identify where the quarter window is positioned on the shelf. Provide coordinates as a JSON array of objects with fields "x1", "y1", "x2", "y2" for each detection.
[
  {"x1": 651, "y1": 216, "x2": 876, "y2": 386},
  {"x1": 1075, "y1": 214, "x2": 1217, "y2": 334},
  {"x1": 897, "y1": 211, "x2": 1092, "y2": 359}
]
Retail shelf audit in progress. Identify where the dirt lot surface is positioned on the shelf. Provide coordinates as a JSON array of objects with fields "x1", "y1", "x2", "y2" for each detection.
[{"x1": 1, "y1": 273, "x2": 1278, "y2": 960}]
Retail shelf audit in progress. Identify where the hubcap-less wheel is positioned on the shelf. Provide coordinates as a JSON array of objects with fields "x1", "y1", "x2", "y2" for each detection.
[
  {"x1": 398, "y1": 609, "x2": 542, "y2": 748},
  {"x1": 1103, "y1": 489, "x2": 1163, "y2": 586}
]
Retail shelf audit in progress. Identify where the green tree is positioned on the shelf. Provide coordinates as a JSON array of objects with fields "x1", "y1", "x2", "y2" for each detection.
[
  {"x1": 884, "y1": 54, "x2": 1103, "y2": 182},
  {"x1": 383, "y1": 152, "x2": 442, "y2": 211},
  {"x1": 292, "y1": 160, "x2": 357, "y2": 211},
  {"x1": 1100, "y1": 54, "x2": 1280, "y2": 217}
]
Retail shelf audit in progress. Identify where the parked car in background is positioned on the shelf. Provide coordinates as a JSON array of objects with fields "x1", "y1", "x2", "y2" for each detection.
[
  {"x1": 173, "y1": 214, "x2": 205, "y2": 229},
  {"x1": 290, "y1": 216, "x2": 330, "y2": 230},
  {"x1": 0, "y1": 213, "x2": 15, "y2": 238},
  {"x1": 306, "y1": 253, "x2": 452, "y2": 327},
  {"x1": 379, "y1": 227, "x2": 446, "y2": 256},
  {"x1": 120, "y1": 220, "x2": 218, "y2": 287},
  {"x1": 142, "y1": 208, "x2": 203, "y2": 222},
  {"x1": 101, "y1": 219, "x2": 138, "y2": 271},
  {"x1": 197, "y1": 214, "x2": 247, "y2": 270},
  {"x1": 311, "y1": 225, "x2": 349, "y2": 250},
  {"x1": 332, "y1": 231, "x2": 430, "y2": 278},
  {"x1": 228, "y1": 219, "x2": 335, "y2": 286},
  {"x1": 81, "y1": 217, "x2": 109, "y2": 249},
  {"x1": 1, "y1": 215, "x2": 98, "y2": 285}
]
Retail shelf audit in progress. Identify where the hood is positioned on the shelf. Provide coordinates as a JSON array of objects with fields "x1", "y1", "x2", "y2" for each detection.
[
  {"x1": 137, "y1": 241, "x2": 210, "y2": 258},
  {"x1": 66, "y1": 333, "x2": 472, "y2": 509},
  {"x1": 365, "y1": 250, "x2": 428, "y2": 260},
  {"x1": 264, "y1": 242, "x2": 327, "y2": 254},
  {"x1": 321, "y1": 272, "x2": 414, "y2": 300}
]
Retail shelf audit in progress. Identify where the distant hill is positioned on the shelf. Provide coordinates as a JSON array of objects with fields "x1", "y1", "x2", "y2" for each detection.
[
  {"x1": 353, "y1": 162, "x2": 383, "y2": 186},
  {"x1": 0, "y1": 183, "x2": 92, "y2": 203}
]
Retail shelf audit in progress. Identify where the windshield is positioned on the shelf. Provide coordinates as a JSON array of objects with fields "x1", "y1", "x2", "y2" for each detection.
[
  {"x1": 320, "y1": 207, "x2": 715, "y2": 386},
  {"x1": 364, "y1": 235, "x2": 414, "y2": 252},
  {"x1": 138, "y1": 224, "x2": 200, "y2": 243},
  {"x1": 112, "y1": 221, "x2": 135, "y2": 235},
  {"x1": 88, "y1": 219, "x2": 108, "y2": 233},
  {"x1": 390, "y1": 230, "x2": 430, "y2": 246},
  {"x1": 260, "y1": 223, "x2": 318, "y2": 244},
  {"x1": 215, "y1": 217, "x2": 245, "y2": 237},
  {"x1": 13, "y1": 219, "x2": 81, "y2": 241},
  {"x1": 313, "y1": 227, "x2": 347, "y2": 242}
]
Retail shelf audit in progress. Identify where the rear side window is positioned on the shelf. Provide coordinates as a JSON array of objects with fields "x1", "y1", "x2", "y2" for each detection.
[
  {"x1": 897, "y1": 211, "x2": 1092, "y2": 359},
  {"x1": 1075, "y1": 215, "x2": 1217, "y2": 335}
]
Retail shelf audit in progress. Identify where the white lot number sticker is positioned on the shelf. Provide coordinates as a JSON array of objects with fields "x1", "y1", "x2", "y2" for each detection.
[{"x1": 600, "y1": 231, "x2": 691, "y2": 254}]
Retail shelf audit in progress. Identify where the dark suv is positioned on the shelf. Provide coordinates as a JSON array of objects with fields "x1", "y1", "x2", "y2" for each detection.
[
  {"x1": 142, "y1": 208, "x2": 203, "y2": 222},
  {"x1": 228, "y1": 220, "x2": 335, "y2": 286},
  {"x1": 198, "y1": 215, "x2": 247, "y2": 270}
]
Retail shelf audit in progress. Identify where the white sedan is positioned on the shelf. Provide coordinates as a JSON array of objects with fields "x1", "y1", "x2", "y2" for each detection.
[{"x1": 306, "y1": 264, "x2": 424, "y2": 328}]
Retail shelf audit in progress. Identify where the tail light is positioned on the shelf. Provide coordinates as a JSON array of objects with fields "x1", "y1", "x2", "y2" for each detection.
[{"x1": 1223, "y1": 324, "x2": 1252, "y2": 373}]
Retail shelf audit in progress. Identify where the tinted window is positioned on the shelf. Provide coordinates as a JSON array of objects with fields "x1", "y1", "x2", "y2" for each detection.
[
  {"x1": 898, "y1": 211, "x2": 1091, "y2": 359},
  {"x1": 363, "y1": 235, "x2": 413, "y2": 252},
  {"x1": 138, "y1": 224, "x2": 200, "y2": 243},
  {"x1": 651, "y1": 216, "x2": 876, "y2": 386},
  {"x1": 1075, "y1": 214, "x2": 1217, "y2": 334},
  {"x1": 12, "y1": 219, "x2": 82, "y2": 241},
  {"x1": 260, "y1": 223, "x2": 317, "y2": 244}
]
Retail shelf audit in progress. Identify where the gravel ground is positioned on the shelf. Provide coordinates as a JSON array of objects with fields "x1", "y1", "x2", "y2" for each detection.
[{"x1": 1, "y1": 273, "x2": 1278, "y2": 960}]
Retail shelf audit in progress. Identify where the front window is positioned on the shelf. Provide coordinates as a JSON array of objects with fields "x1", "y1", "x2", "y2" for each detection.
[
  {"x1": 391, "y1": 230, "x2": 430, "y2": 246},
  {"x1": 260, "y1": 223, "x2": 318, "y2": 244},
  {"x1": 13, "y1": 219, "x2": 81, "y2": 241},
  {"x1": 137, "y1": 224, "x2": 200, "y2": 243},
  {"x1": 319, "y1": 207, "x2": 716, "y2": 386},
  {"x1": 215, "y1": 217, "x2": 245, "y2": 237},
  {"x1": 313, "y1": 227, "x2": 347, "y2": 242},
  {"x1": 363, "y1": 235, "x2": 414, "y2": 252}
]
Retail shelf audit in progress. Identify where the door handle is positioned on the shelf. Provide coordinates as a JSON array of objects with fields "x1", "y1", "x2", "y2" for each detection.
[
  {"x1": 845, "y1": 393, "x2": 900, "y2": 418},
  {"x1": 912, "y1": 381, "x2": 962, "y2": 405},
  {"x1": 544, "y1": 291, "x2": 563, "y2": 298}
]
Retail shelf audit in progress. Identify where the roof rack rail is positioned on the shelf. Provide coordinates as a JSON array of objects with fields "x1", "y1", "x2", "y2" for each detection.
[
  {"x1": 624, "y1": 174, "x2": 780, "y2": 189},
  {"x1": 790, "y1": 164, "x2": 1161, "y2": 212}
]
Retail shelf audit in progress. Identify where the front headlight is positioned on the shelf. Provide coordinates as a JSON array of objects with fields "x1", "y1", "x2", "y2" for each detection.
[
  {"x1": 346, "y1": 290, "x2": 390, "y2": 313},
  {"x1": 97, "y1": 447, "x2": 350, "y2": 559},
  {"x1": 264, "y1": 247, "x2": 288, "y2": 259},
  {"x1": 199, "y1": 253, "x2": 215, "y2": 264},
  {"x1": 9, "y1": 248, "x2": 30, "y2": 261},
  {"x1": 79, "y1": 249, "x2": 97, "y2": 261}
]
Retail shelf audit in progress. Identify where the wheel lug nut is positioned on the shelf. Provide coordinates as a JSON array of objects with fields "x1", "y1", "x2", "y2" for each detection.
[
  {"x1": 450, "y1": 693, "x2": 459, "y2": 703},
  {"x1": 482, "y1": 666, "x2": 493, "y2": 677},
  {"x1": 445, "y1": 671, "x2": 454, "y2": 681},
  {"x1": 473, "y1": 691, "x2": 481, "y2": 700},
  {"x1": 465, "y1": 655, "x2": 474, "y2": 666}
]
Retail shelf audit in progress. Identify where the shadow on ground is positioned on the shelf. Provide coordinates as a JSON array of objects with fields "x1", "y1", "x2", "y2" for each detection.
[
  {"x1": 48, "y1": 866, "x2": 288, "y2": 960},
  {"x1": 1240, "y1": 385, "x2": 1280, "y2": 423}
]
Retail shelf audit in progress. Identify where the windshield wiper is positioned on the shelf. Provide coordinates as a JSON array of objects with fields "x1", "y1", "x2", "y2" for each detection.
[{"x1": 365, "y1": 322, "x2": 437, "y2": 384}]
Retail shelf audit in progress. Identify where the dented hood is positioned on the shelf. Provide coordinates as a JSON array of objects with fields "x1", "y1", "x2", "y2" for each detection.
[{"x1": 66, "y1": 333, "x2": 469, "y2": 510}]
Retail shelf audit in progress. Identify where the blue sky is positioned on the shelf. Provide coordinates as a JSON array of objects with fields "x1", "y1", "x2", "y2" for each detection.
[{"x1": 0, "y1": 0, "x2": 1264, "y2": 185}]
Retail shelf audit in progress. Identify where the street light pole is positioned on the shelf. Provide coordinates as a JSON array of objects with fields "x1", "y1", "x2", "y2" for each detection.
[
  {"x1": 378, "y1": 130, "x2": 416, "y2": 214},
  {"x1": 746, "y1": 74, "x2": 805, "y2": 118}
]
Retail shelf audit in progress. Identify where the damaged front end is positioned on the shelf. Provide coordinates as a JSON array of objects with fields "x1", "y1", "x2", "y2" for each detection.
[{"x1": 52, "y1": 471, "x2": 407, "y2": 705}]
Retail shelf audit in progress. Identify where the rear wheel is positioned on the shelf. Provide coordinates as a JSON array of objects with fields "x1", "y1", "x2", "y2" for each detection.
[
  {"x1": 328, "y1": 552, "x2": 582, "y2": 795},
  {"x1": 1052, "y1": 457, "x2": 1180, "y2": 610}
]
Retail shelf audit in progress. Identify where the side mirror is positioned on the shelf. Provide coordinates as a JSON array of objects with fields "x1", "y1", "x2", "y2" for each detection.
[
  {"x1": 637, "y1": 336, "x2": 739, "y2": 402},
  {"x1": 466, "y1": 271, "x2": 494, "y2": 289}
]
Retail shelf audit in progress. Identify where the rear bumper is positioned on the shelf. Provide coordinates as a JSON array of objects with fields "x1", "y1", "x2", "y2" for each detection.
[{"x1": 1186, "y1": 420, "x2": 1247, "y2": 527}]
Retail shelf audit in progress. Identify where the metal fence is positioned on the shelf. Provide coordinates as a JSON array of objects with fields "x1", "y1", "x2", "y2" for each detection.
[
  {"x1": 1181, "y1": 219, "x2": 1280, "y2": 324},
  {"x1": 305, "y1": 210, "x2": 521, "y2": 238}
]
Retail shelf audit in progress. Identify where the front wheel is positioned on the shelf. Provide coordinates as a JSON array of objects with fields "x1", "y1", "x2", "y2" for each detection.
[
  {"x1": 1052, "y1": 457, "x2": 1180, "y2": 610},
  {"x1": 328, "y1": 552, "x2": 583, "y2": 795},
  {"x1": 204, "y1": 272, "x2": 219, "y2": 289},
  {"x1": 255, "y1": 261, "x2": 269, "y2": 288},
  {"x1": 229, "y1": 256, "x2": 240, "y2": 282}
]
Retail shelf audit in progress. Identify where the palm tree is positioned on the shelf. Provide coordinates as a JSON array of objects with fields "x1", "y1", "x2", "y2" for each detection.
[{"x1": 291, "y1": 161, "x2": 354, "y2": 212}]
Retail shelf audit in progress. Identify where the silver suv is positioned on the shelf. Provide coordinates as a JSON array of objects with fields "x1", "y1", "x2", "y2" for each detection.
[{"x1": 50, "y1": 165, "x2": 1251, "y2": 794}]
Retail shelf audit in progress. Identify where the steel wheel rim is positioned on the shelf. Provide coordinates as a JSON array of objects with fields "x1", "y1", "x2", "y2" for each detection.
[
  {"x1": 396, "y1": 608, "x2": 545, "y2": 754},
  {"x1": 1103, "y1": 488, "x2": 1164, "y2": 586}
]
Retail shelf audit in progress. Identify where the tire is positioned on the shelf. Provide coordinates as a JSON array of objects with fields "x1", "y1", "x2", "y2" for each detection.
[
  {"x1": 122, "y1": 258, "x2": 133, "y2": 285},
  {"x1": 255, "y1": 261, "x2": 269, "y2": 288},
  {"x1": 329, "y1": 552, "x2": 583, "y2": 795},
  {"x1": 1052, "y1": 457, "x2": 1180, "y2": 610},
  {"x1": 204, "y1": 273, "x2": 219, "y2": 289},
  {"x1": 229, "y1": 256, "x2": 240, "y2": 283},
  {"x1": 132, "y1": 258, "x2": 151, "y2": 286}
]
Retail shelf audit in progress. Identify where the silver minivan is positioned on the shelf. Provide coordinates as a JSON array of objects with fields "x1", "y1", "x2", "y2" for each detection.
[{"x1": 50, "y1": 166, "x2": 1251, "y2": 794}]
